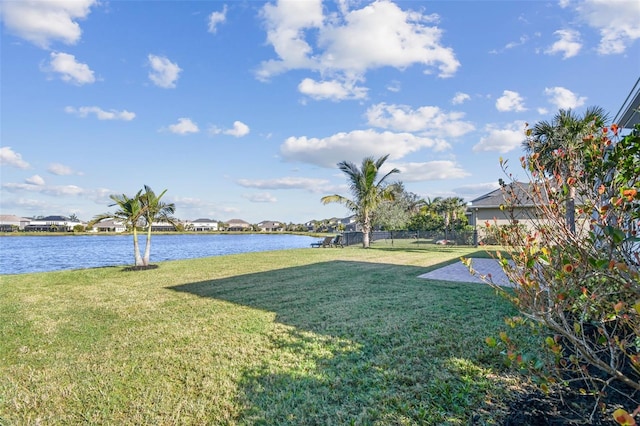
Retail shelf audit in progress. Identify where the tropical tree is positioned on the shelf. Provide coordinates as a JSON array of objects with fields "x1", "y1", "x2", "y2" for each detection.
[
  {"x1": 90, "y1": 190, "x2": 145, "y2": 266},
  {"x1": 373, "y1": 182, "x2": 423, "y2": 241},
  {"x1": 439, "y1": 196, "x2": 467, "y2": 240},
  {"x1": 321, "y1": 155, "x2": 399, "y2": 248},
  {"x1": 522, "y1": 106, "x2": 609, "y2": 233},
  {"x1": 139, "y1": 185, "x2": 176, "y2": 266}
]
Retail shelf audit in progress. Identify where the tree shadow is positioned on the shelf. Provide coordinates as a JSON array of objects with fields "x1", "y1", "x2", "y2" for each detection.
[{"x1": 168, "y1": 260, "x2": 512, "y2": 424}]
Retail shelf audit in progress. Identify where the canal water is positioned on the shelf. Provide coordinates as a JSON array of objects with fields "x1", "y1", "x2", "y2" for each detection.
[{"x1": 0, "y1": 233, "x2": 317, "y2": 275}]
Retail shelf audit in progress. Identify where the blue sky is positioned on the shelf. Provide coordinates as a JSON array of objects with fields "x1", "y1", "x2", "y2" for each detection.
[{"x1": 1, "y1": 0, "x2": 639, "y2": 224}]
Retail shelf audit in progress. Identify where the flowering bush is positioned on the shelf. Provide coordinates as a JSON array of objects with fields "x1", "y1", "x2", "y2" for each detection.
[{"x1": 472, "y1": 123, "x2": 640, "y2": 423}]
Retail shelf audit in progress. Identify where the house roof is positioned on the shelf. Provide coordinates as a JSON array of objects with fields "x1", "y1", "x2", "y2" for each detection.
[
  {"x1": 41, "y1": 215, "x2": 71, "y2": 221},
  {"x1": 0, "y1": 215, "x2": 30, "y2": 222},
  {"x1": 227, "y1": 218, "x2": 250, "y2": 225},
  {"x1": 258, "y1": 220, "x2": 281, "y2": 226},
  {"x1": 192, "y1": 218, "x2": 216, "y2": 223},
  {"x1": 469, "y1": 182, "x2": 538, "y2": 209},
  {"x1": 614, "y1": 77, "x2": 640, "y2": 129},
  {"x1": 94, "y1": 219, "x2": 124, "y2": 227}
]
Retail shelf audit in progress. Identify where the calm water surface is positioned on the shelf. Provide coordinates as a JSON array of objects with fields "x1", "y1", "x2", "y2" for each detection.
[{"x1": 0, "y1": 234, "x2": 317, "y2": 275}]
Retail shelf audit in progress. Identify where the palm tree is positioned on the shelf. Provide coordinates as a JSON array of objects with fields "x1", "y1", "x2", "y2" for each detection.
[
  {"x1": 440, "y1": 196, "x2": 466, "y2": 240},
  {"x1": 90, "y1": 190, "x2": 145, "y2": 266},
  {"x1": 321, "y1": 154, "x2": 400, "y2": 248},
  {"x1": 523, "y1": 106, "x2": 609, "y2": 233},
  {"x1": 139, "y1": 185, "x2": 176, "y2": 266}
]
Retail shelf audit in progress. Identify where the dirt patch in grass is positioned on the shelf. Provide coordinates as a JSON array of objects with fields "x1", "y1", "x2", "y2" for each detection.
[
  {"x1": 122, "y1": 264, "x2": 159, "y2": 272},
  {"x1": 496, "y1": 381, "x2": 638, "y2": 425}
]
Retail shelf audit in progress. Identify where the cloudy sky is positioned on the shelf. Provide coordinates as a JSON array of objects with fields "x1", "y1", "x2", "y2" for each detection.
[{"x1": 1, "y1": 0, "x2": 639, "y2": 223}]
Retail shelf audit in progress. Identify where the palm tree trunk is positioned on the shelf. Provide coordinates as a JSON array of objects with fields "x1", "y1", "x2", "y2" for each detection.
[
  {"x1": 362, "y1": 216, "x2": 371, "y2": 248},
  {"x1": 132, "y1": 227, "x2": 143, "y2": 266},
  {"x1": 566, "y1": 186, "x2": 576, "y2": 234},
  {"x1": 143, "y1": 224, "x2": 152, "y2": 266}
]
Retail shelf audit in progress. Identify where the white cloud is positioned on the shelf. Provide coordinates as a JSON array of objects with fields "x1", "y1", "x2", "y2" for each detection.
[
  {"x1": 208, "y1": 5, "x2": 227, "y2": 33},
  {"x1": 545, "y1": 29, "x2": 582, "y2": 59},
  {"x1": 575, "y1": 0, "x2": 640, "y2": 55},
  {"x1": 473, "y1": 121, "x2": 527, "y2": 153},
  {"x1": 490, "y1": 35, "x2": 530, "y2": 54},
  {"x1": 148, "y1": 54, "x2": 182, "y2": 88},
  {"x1": 0, "y1": 0, "x2": 97, "y2": 48},
  {"x1": 168, "y1": 118, "x2": 199, "y2": 135},
  {"x1": 225, "y1": 121, "x2": 250, "y2": 137},
  {"x1": 544, "y1": 86, "x2": 587, "y2": 109},
  {"x1": 451, "y1": 92, "x2": 470, "y2": 105},
  {"x1": 48, "y1": 162, "x2": 77, "y2": 176},
  {"x1": 280, "y1": 129, "x2": 450, "y2": 168},
  {"x1": 0, "y1": 147, "x2": 30, "y2": 169},
  {"x1": 210, "y1": 121, "x2": 251, "y2": 137},
  {"x1": 386, "y1": 80, "x2": 401, "y2": 93},
  {"x1": 65, "y1": 106, "x2": 135, "y2": 121},
  {"x1": 495, "y1": 90, "x2": 526, "y2": 112},
  {"x1": 25, "y1": 175, "x2": 45, "y2": 185},
  {"x1": 504, "y1": 35, "x2": 529, "y2": 50},
  {"x1": 46, "y1": 52, "x2": 95, "y2": 85},
  {"x1": 242, "y1": 193, "x2": 277, "y2": 203},
  {"x1": 257, "y1": 0, "x2": 460, "y2": 89},
  {"x1": 257, "y1": 0, "x2": 324, "y2": 80},
  {"x1": 389, "y1": 160, "x2": 470, "y2": 181},
  {"x1": 2, "y1": 182, "x2": 85, "y2": 196},
  {"x1": 298, "y1": 78, "x2": 368, "y2": 101},
  {"x1": 236, "y1": 177, "x2": 330, "y2": 192},
  {"x1": 366, "y1": 103, "x2": 475, "y2": 137}
]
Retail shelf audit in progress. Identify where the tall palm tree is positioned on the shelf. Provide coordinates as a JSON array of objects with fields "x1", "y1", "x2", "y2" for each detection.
[
  {"x1": 139, "y1": 185, "x2": 176, "y2": 266},
  {"x1": 523, "y1": 106, "x2": 609, "y2": 233},
  {"x1": 90, "y1": 190, "x2": 145, "y2": 266},
  {"x1": 321, "y1": 154, "x2": 400, "y2": 248}
]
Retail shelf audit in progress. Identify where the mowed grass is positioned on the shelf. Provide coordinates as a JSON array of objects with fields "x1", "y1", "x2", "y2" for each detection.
[{"x1": 1, "y1": 240, "x2": 524, "y2": 425}]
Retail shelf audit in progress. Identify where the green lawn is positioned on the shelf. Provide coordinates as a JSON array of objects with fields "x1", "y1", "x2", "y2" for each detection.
[{"x1": 1, "y1": 240, "x2": 525, "y2": 425}]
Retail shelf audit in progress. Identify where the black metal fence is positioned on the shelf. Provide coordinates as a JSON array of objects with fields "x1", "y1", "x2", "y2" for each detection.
[{"x1": 341, "y1": 230, "x2": 477, "y2": 246}]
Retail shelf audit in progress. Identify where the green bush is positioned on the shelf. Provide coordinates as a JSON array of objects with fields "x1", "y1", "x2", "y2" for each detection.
[{"x1": 482, "y1": 123, "x2": 639, "y2": 423}]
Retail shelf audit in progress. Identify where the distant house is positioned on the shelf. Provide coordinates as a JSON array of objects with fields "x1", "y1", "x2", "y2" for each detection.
[
  {"x1": 24, "y1": 215, "x2": 83, "y2": 232},
  {"x1": 0, "y1": 215, "x2": 31, "y2": 231},
  {"x1": 150, "y1": 222, "x2": 176, "y2": 232},
  {"x1": 466, "y1": 182, "x2": 539, "y2": 232},
  {"x1": 188, "y1": 218, "x2": 219, "y2": 232},
  {"x1": 93, "y1": 219, "x2": 127, "y2": 233},
  {"x1": 225, "y1": 218, "x2": 251, "y2": 231},
  {"x1": 257, "y1": 220, "x2": 284, "y2": 232},
  {"x1": 339, "y1": 215, "x2": 359, "y2": 232},
  {"x1": 305, "y1": 215, "x2": 358, "y2": 233},
  {"x1": 467, "y1": 180, "x2": 597, "y2": 243}
]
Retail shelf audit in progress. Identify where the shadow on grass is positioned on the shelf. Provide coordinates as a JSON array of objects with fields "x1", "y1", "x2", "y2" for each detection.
[{"x1": 168, "y1": 259, "x2": 515, "y2": 424}]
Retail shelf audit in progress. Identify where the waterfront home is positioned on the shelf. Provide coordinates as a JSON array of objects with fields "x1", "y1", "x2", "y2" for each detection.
[
  {"x1": 187, "y1": 218, "x2": 219, "y2": 232},
  {"x1": 24, "y1": 215, "x2": 84, "y2": 232},
  {"x1": 92, "y1": 219, "x2": 127, "y2": 233},
  {"x1": 225, "y1": 219, "x2": 251, "y2": 231},
  {"x1": 0, "y1": 215, "x2": 31, "y2": 231},
  {"x1": 257, "y1": 220, "x2": 284, "y2": 232}
]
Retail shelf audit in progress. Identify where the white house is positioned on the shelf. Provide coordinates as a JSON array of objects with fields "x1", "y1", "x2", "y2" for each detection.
[
  {"x1": 92, "y1": 219, "x2": 127, "y2": 233},
  {"x1": 24, "y1": 215, "x2": 84, "y2": 232},
  {"x1": 187, "y1": 218, "x2": 219, "y2": 232},
  {"x1": 0, "y1": 215, "x2": 31, "y2": 231}
]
